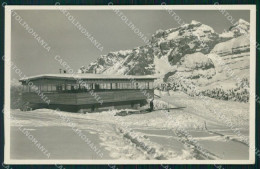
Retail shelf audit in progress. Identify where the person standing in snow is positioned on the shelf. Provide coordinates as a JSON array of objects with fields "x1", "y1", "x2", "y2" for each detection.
[{"x1": 150, "y1": 99, "x2": 154, "y2": 112}]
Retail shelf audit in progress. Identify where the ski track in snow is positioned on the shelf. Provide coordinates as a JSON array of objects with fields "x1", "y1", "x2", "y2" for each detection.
[{"x1": 10, "y1": 92, "x2": 249, "y2": 160}]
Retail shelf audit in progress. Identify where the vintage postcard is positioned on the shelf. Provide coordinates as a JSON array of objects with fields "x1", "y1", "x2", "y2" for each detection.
[{"x1": 4, "y1": 4, "x2": 256, "y2": 164}]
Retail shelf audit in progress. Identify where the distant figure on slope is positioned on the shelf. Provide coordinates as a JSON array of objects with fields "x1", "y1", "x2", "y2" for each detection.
[{"x1": 150, "y1": 99, "x2": 154, "y2": 112}]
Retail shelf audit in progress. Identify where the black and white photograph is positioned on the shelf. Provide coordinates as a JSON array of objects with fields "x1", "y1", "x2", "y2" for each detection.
[{"x1": 3, "y1": 4, "x2": 256, "y2": 164}]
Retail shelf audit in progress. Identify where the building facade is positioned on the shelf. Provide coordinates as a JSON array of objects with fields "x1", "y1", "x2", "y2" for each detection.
[{"x1": 19, "y1": 74, "x2": 156, "y2": 112}]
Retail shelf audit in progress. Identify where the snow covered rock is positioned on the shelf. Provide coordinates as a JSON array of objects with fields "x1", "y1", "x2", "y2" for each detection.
[{"x1": 78, "y1": 18, "x2": 250, "y2": 98}]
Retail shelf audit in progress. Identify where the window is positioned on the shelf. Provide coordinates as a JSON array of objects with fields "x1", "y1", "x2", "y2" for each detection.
[
  {"x1": 138, "y1": 82, "x2": 149, "y2": 89},
  {"x1": 83, "y1": 83, "x2": 89, "y2": 90},
  {"x1": 56, "y1": 85, "x2": 62, "y2": 91},
  {"x1": 117, "y1": 83, "x2": 121, "y2": 89},
  {"x1": 127, "y1": 83, "x2": 131, "y2": 89},
  {"x1": 115, "y1": 82, "x2": 136, "y2": 89},
  {"x1": 81, "y1": 84, "x2": 90, "y2": 91},
  {"x1": 143, "y1": 82, "x2": 148, "y2": 89},
  {"x1": 72, "y1": 84, "x2": 79, "y2": 90},
  {"x1": 80, "y1": 83, "x2": 90, "y2": 90},
  {"x1": 66, "y1": 84, "x2": 71, "y2": 90},
  {"x1": 62, "y1": 84, "x2": 65, "y2": 91},
  {"x1": 48, "y1": 84, "x2": 52, "y2": 91},
  {"x1": 112, "y1": 83, "x2": 116, "y2": 89},
  {"x1": 104, "y1": 83, "x2": 109, "y2": 89},
  {"x1": 145, "y1": 82, "x2": 148, "y2": 89},
  {"x1": 115, "y1": 83, "x2": 118, "y2": 89},
  {"x1": 99, "y1": 83, "x2": 111, "y2": 89},
  {"x1": 94, "y1": 84, "x2": 99, "y2": 90},
  {"x1": 149, "y1": 82, "x2": 154, "y2": 89},
  {"x1": 131, "y1": 83, "x2": 134, "y2": 89},
  {"x1": 51, "y1": 85, "x2": 57, "y2": 91},
  {"x1": 108, "y1": 83, "x2": 112, "y2": 89},
  {"x1": 79, "y1": 85, "x2": 84, "y2": 90},
  {"x1": 41, "y1": 85, "x2": 48, "y2": 92},
  {"x1": 100, "y1": 83, "x2": 104, "y2": 89},
  {"x1": 123, "y1": 83, "x2": 127, "y2": 89},
  {"x1": 138, "y1": 82, "x2": 145, "y2": 89},
  {"x1": 86, "y1": 84, "x2": 92, "y2": 90},
  {"x1": 31, "y1": 85, "x2": 39, "y2": 92}
]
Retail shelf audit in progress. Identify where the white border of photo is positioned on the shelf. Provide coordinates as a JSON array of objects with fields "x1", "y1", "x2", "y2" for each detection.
[{"x1": 4, "y1": 4, "x2": 256, "y2": 165}]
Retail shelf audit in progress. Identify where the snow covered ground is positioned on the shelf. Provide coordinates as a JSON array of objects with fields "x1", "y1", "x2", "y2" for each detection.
[{"x1": 10, "y1": 91, "x2": 249, "y2": 160}]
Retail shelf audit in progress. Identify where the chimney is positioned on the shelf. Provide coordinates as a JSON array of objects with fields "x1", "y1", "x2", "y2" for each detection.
[{"x1": 59, "y1": 69, "x2": 62, "y2": 74}]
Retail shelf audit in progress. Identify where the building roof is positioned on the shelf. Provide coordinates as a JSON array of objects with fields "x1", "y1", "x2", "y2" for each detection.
[{"x1": 19, "y1": 73, "x2": 157, "y2": 82}]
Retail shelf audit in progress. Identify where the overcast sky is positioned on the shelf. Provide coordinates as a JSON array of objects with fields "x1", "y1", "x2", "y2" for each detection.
[{"x1": 11, "y1": 9, "x2": 249, "y2": 80}]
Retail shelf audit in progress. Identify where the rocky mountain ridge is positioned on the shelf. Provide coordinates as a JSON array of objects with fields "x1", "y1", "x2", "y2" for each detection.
[{"x1": 79, "y1": 19, "x2": 250, "y2": 91}]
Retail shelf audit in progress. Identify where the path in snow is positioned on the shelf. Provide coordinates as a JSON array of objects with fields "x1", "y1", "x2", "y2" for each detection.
[{"x1": 10, "y1": 91, "x2": 249, "y2": 160}]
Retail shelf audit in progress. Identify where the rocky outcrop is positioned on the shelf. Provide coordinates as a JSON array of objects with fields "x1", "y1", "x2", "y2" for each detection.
[{"x1": 79, "y1": 19, "x2": 250, "y2": 90}]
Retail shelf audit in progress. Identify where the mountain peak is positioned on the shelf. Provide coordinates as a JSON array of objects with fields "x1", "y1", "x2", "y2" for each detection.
[
  {"x1": 229, "y1": 18, "x2": 250, "y2": 36},
  {"x1": 191, "y1": 20, "x2": 201, "y2": 25},
  {"x1": 81, "y1": 18, "x2": 249, "y2": 78},
  {"x1": 237, "y1": 18, "x2": 249, "y2": 25}
]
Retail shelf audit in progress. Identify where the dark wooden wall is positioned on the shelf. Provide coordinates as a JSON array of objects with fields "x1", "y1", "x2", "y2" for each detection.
[
  {"x1": 76, "y1": 89, "x2": 154, "y2": 105},
  {"x1": 22, "y1": 89, "x2": 154, "y2": 106}
]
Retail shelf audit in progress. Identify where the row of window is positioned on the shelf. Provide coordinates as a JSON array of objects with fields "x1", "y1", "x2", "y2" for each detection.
[{"x1": 23, "y1": 82, "x2": 154, "y2": 92}]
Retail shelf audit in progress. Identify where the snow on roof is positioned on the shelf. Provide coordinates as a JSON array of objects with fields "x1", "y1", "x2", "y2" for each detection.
[{"x1": 19, "y1": 73, "x2": 157, "y2": 82}]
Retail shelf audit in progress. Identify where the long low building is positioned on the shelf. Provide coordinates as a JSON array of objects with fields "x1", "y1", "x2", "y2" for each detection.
[{"x1": 19, "y1": 73, "x2": 157, "y2": 112}]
